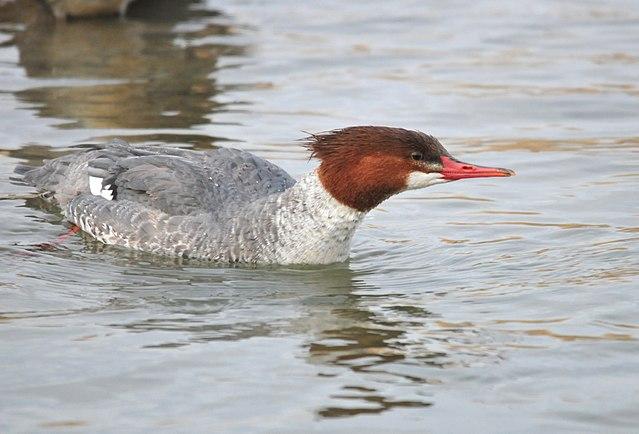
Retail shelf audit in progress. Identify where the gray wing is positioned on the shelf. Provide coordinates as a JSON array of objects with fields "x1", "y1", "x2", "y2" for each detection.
[{"x1": 21, "y1": 140, "x2": 296, "y2": 218}]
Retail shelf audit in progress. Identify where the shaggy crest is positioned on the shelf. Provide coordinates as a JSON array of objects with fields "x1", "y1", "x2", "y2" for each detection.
[{"x1": 302, "y1": 126, "x2": 448, "y2": 164}]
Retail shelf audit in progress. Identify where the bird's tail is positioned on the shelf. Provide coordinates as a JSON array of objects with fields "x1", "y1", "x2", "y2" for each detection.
[
  {"x1": 0, "y1": 192, "x2": 42, "y2": 201},
  {"x1": 14, "y1": 163, "x2": 36, "y2": 175}
]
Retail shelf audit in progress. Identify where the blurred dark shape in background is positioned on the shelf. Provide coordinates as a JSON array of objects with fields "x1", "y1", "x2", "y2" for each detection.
[
  {"x1": 44, "y1": 0, "x2": 133, "y2": 19},
  {"x1": 0, "y1": 0, "x2": 246, "y2": 148}
]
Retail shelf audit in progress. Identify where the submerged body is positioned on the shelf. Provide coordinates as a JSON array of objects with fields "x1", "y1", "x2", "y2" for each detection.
[{"x1": 19, "y1": 127, "x2": 513, "y2": 264}]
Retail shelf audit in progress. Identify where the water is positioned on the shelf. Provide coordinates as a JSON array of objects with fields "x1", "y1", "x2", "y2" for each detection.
[{"x1": 1, "y1": 0, "x2": 638, "y2": 432}]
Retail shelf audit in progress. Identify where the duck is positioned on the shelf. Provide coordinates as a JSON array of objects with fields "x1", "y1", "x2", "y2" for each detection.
[
  {"x1": 18, "y1": 126, "x2": 514, "y2": 264},
  {"x1": 44, "y1": 0, "x2": 135, "y2": 19}
]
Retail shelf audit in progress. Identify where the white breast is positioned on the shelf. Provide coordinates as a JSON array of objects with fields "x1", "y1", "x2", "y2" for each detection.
[{"x1": 274, "y1": 172, "x2": 365, "y2": 264}]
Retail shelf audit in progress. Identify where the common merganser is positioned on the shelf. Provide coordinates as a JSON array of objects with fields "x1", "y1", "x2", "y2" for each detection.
[{"x1": 18, "y1": 126, "x2": 514, "y2": 264}]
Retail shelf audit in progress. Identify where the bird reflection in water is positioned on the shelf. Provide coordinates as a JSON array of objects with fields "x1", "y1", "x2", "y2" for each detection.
[{"x1": 96, "y1": 259, "x2": 444, "y2": 417}]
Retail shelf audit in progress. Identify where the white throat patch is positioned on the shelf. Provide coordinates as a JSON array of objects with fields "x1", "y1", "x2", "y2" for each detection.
[{"x1": 405, "y1": 171, "x2": 448, "y2": 190}]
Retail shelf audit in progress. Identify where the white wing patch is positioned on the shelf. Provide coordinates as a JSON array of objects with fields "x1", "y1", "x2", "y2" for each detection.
[
  {"x1": 89, "y1": 176, "x2": 115, "y2": 201},
  {"x1": 89, "y1": 175, "x2": 103, "y2": 195},
  {"x1": 100, "y1": 184, "x2": 114, "y2": 200}
]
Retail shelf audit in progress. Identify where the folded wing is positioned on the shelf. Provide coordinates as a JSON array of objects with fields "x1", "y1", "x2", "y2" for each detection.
[{"x1": 23, "y1": 140, "x2": 296, "y2": 219}]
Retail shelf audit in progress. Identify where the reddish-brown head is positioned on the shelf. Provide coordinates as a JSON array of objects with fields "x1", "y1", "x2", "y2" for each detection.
[{"x1": 304, "y1": 126, "x2": 514, "y2": 211}]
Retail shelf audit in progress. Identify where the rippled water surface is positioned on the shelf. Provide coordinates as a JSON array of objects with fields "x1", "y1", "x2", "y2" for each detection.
[{"x1": 1, "y1": 0, "x2": 638, "y2": 432}]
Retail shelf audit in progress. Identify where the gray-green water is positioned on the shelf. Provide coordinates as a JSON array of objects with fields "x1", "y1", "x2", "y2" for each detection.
[{"x1": 1, "y1": 0, "x2": 638, "y2": 432}]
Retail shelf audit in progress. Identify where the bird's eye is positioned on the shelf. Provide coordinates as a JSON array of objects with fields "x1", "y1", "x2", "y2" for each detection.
[{"x1": 411, "y1": 152, "x2": 423, "y2": 161}]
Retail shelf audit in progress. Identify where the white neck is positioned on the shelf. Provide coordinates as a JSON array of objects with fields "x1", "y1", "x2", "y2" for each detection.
[{"x1": 273, "y1": 171, "x2": 366, "y2": 264}]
